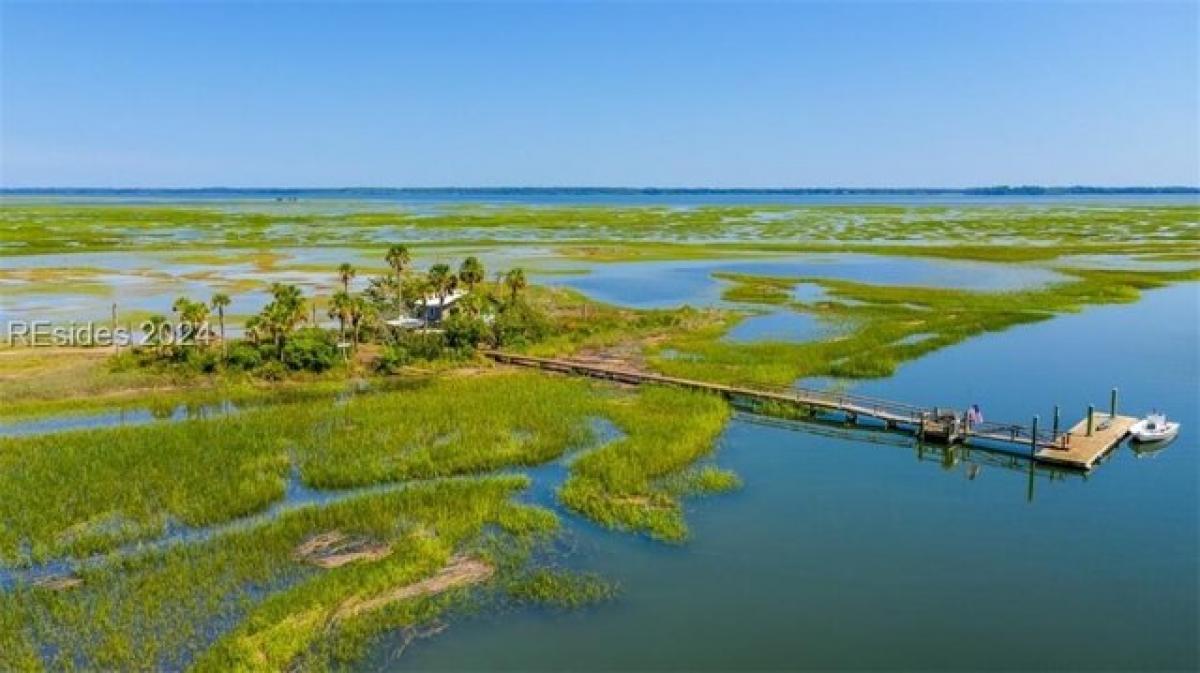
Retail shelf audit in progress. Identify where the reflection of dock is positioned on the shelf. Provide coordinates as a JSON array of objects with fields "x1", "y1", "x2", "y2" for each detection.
[
  {"x1": 739, "y1": 412, "x2": 1086, "y2": 500},
  {"x1": 484, "y1": 351, "x2": 1132, "y2": 471}
]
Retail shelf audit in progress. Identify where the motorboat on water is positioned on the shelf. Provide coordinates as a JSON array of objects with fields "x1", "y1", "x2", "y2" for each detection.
[{"x1": 1129, "y1": 412, "x2": 1180, "y2": 443}]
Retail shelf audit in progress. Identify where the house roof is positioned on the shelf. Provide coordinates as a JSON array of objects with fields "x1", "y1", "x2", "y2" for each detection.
[{"x1": 413, "y1": 289, "x2": 469, "y2": 308}]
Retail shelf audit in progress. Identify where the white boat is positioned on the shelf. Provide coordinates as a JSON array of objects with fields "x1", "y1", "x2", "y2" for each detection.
[{"x1": 1129, "y1": 413, "x2": 1180, "y2": 443}]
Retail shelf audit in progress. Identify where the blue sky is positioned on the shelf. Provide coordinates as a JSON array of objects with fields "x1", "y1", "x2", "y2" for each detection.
[{"x1": 1, "y1": 1, "x2": 1196, "y2": 187}]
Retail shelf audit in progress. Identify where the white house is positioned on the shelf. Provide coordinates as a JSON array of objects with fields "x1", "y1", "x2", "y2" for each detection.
[{"x1": 384, "y1": 289, "x2": 471, "y2": 329}]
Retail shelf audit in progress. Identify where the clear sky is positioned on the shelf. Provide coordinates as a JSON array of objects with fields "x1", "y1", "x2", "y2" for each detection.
[{"x1": 1, "y1": 1, "x2": 1197, "y2": 188}]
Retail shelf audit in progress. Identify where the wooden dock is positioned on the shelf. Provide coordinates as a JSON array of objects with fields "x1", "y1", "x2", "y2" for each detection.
[
  {"x1": 1035, "y1": 415, "x2": 1138, "y2": 469},
  {"x1": 483, "y1": 351, "x2": 1133, "y2": 471}
]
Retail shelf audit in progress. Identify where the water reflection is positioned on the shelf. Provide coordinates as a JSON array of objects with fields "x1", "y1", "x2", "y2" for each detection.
[
  {"x1": 0, "y1": 400, "x2": 240, "y2": 437},
  {"x1": 540, "y1": 254, "x2": 1065, "y2": 309},
  {"x1": 737, "y1": 412, "x2": 1087, "y2": 504},
  {"x1": 722, "y1": 311, "x2": 827, "y2": 343}
]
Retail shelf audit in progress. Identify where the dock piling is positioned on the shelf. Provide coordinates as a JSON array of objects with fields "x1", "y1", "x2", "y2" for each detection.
[
  {"x1": 1087, "y1": 405, "x2": 1095, "y2": 436},
  {"x1": 1110, "y1": 388, "x2": 1119, "y2": 419},
  {"x1": 1052, "y1": 405, "x2": 1060, "y2": 442},
  {"x1": 1030, "y1": 415, "x2": 1039, "y2": 456}
]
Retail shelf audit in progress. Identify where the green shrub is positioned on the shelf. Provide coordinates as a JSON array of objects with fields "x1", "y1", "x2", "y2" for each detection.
[
  {"x1": 107, "y1": 351, "x2": 142, "y2": 372},
  {"x1": 400, "y1": 331, "x2": 449, "y2": 360},
  {"x1": 493, "y1": 301, "x2": 552, "y2": 347},
  {"x1": 443, "y1": 313, "x2": 492, "y2": 349},
  {"x1": 225, "y1": 342, "x2": 263, "y2": 370},
  {"x1": 254, "y1": 360, "x2": 287, "y2": 381},
  {"x1": 166, "y1": 344, "x2": 200, "y2": 366},
  {"x1": 196, "y1": 350, "x2": 221, "y2": 373},
  {"x1": 375, "y1": 331, "x2": 472, "y2": 371},
  {"x1": 374, "y1": 345, "x2": 412, "y2": 374},
  {"x1": 280, "y1": 328, "x2": 338, "y2": 372}
]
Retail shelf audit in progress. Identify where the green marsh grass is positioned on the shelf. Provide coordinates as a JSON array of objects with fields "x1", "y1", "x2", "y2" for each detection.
[
  {"x1": 504, "y1": 569, "x2": 617, "y2": 609},
  {"x1": 560, "y1": 386, "x2": 732, "y2": 542},
  {"x1": 650, "y1": 267, "x2": 1200, "y2": 386},
  {"x1": 0, "y1": 409, "x2": 296, "y2": 563},
  {"x1": 511, "y1": 285, "x2": 733, "y2": 360},
  {"x1": 0, "y1": 373, "x2": 737, "y2": 669},
  {"x1": 294, "y1": 372, "x2": 741, "y2": 543},
  {"x1": 0, "y1": 369, "x2": 353, "y2": 422},
  {"x1": 0, "y1": 347, "x2": 354, "y2": 421},
  {"x1": 2, "y1": 371, "x2": 738, "y2": 564},
  {"x1": 0, "y1": 348, "x2": 170, "y2": 415},
  {"x1": 1, "y1": 476, "x2": 546, "y2": 672},
  {"x1": 4, "y1": 203, "x2": 1196, "y2": 260},
  {"x1": 295, "y1": 372, "x2": 603, "y2": 488}
]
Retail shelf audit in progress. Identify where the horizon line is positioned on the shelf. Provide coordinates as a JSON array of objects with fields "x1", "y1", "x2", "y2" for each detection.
[{"x1": 2, "y1": 185, "x2": 1198, "y2": 194}]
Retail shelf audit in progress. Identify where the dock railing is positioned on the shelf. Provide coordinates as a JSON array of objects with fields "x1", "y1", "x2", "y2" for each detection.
[
  {"x1": 723, "y1": 379, "x2": 930, "y2": 424},
  {"x1": 969, "y1": 420, "x2": 1069, "y2": 450},
  {"x1": 485, "y1": 351, "x2": 1079, "y2": 453}
]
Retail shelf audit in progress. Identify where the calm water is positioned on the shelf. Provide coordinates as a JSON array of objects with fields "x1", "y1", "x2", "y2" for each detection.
[
  {"x1": 724, "y1": 311, "x2": 827, "y2": 343},
  {"x1": 369, "y1": 283, "x2": 1198, "y2": 671},
  {"x1": 541, "y1": 254, "x2": 1063, "y2": 310}
]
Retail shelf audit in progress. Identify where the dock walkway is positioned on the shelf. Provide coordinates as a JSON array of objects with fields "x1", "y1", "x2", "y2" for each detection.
[{"x1": 483, "y1": 351, "x2": 1131, "y2": 470}]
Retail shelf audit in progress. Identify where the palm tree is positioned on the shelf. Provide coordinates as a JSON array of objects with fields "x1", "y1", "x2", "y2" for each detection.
[
  {"x1": 263, "y1": 283, "x2": 307, "y2": 358},
  {"x1": 458, "y1": 291, "x2": 486, "y2": 318},
  {"x1": 364, "y1": 274, "x2": 401, "y2": 315},
  {"x1": 402, "y1": 275, "x2": 432, "y2": 324},
  {"x1": 244, "y1": 315, "x2": 263, "y2": 345},
  {"x1": 168, "y1": 297, "x2": 210, "y2": 345},
  {"x1": 385, "y1": 244, "x2": 411, "y2": 309},
  {"x1": 210, "y1": 293, "x2": 231, "y2": 353},
  {"x1": 428, "y1": 263, "x2": 452, "y2": 301},
  {"x1": 146, "y1": 314, "x2": 169, "y2": 355},
  {"x1": 337, "y1": 263, "x2": 356, "y2": 294},
  {"x1": 427, "y1": 263, "x2": 457, "y2": 322},
  {"x1": 385, "y1": 244, "x2": 411, "y2": 275},
  {"x1": 348, "y1": 295, "x2": 376, "y2": 348},
  {"x1": 183, "y1": 301, "x2": 211, "y2": 347},
  {"x1": 329, "y1": 290, "x2": 353, "y2": 344},
  {"x1": 270, "y1": 283, "x2": 305, "y2": 314},
  {"x1": 171, "y1": 296, "x2": 190, "y2": 341},
  {"x1": 504, "y1": 268, "x2": 528, "y2": 303},
  {"x1": 458, "y1": 256, "x2": 485, "y2": 291}
]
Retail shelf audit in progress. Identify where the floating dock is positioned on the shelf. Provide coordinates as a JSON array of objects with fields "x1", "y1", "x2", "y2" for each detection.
[
  {"x1": 1034, "y1": 415, "x2": 1138, "y2": 469},
  {"x1": 483, "y1": 351, "x2": 1133, "y2": 471}
]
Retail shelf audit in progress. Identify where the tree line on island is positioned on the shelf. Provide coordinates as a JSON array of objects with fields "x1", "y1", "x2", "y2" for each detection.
[{"x1": 131, "y1": 245, "x2": 544, "y2": 377}]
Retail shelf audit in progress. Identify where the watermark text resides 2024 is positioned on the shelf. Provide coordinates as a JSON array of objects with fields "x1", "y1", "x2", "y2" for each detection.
[{"x1": 4, "y1": 320, "x2": 214, "y2": 347}]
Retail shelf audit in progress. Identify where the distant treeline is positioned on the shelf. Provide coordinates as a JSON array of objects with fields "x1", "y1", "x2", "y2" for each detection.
[
  {"x1": 2, "y1": 186, "x2": 1197, "y2": 197},
  {"x1": 960, "y1": 185, "x2": 1199, "y2": 195}
]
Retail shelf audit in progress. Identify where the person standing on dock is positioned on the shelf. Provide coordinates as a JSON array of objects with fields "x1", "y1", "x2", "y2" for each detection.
[{"x1": 966, "y1": 404, "x2": 983, "y2": 428}]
